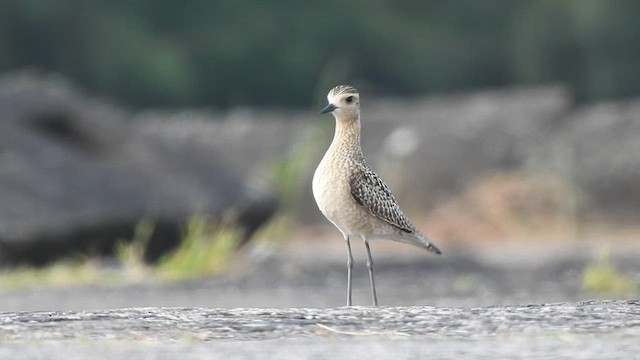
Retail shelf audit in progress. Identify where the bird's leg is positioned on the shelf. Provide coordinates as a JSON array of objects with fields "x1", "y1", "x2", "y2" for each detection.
[
  {"x1": 344, "y1": 235, "x2": 353, "y2": 306},
  {"x1": 363, "y1": 238, "x2": 378, "y2": 306}
]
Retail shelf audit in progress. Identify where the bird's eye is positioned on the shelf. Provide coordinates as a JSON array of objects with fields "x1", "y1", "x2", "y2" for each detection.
[{"x1": 345, "y1": 96, "x2": 354, "y2": 104}]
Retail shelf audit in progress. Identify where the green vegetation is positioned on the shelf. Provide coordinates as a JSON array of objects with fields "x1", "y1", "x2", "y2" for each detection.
[
  {"x1": 0, "y1": 257, "x2": 101, "y2": 289},
  {"x1": 0, "y1": 217, "x2": 243, "y2": 288},
  {"x1": 1, "y1": 1, "x2": 639, "y2": 108},
  {"x1": 269, "y1": 135, "x2": 316, "y2": 212},
  {"x1": 114, "y1": 219, "x2": 154, "y2": 281},
  {"x1": 580, "y1": 247, "x2": 639, "y2": 294},
  {"x1": 156, "y1": 217, "x2": 241, "y2": 281}
]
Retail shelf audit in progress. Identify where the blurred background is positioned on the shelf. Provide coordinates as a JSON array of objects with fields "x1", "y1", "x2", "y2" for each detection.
[
  {"x1": 0, "y1": 1, "x2": 638, "y2": 310},
  {"x1": 2, "y1": 1, "x2": 640, "y2": 107}
]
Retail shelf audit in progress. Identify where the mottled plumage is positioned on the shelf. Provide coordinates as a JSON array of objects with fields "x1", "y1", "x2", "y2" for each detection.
[
  {"x1": 313, "y1": 84, "x2": 441, "y2": 306},
  {"x1": 350, "y1": 166, "x2": 414, "y2": 234}
]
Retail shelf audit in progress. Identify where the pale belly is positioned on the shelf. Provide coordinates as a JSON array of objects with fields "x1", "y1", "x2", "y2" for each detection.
[{"x1": 312, "y1": 162, "x2": 373, "y2": 238}]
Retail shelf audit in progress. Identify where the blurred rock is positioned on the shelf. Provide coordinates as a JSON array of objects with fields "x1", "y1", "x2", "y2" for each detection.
[
  {"x1": 135, "y1": 85, "x2": 640, "y2": 227},
  {"x1": 364, "y1": 86, "x2": 572, "y2": 208},
  {"x1": 134, "y1": 108, "x2": 315, "y2": 183},
  {"x1": 422, "y1": 171, "x2": 578, "y2": 243},
  {"x1": 137, "y1": 86, "x2": 572, "y2": 222},
  {"x1": 0, "y1": 71, "x2": 277, "y2": 266},
  {"x1": 532, "y1": 100, "x2": 640, "y2": 222}
]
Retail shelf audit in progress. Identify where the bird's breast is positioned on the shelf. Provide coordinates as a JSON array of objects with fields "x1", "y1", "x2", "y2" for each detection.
[
  {"x1": 312, "y1": 151, "x2": 366, "y2": 234},
  {"x1": 312, "y1": 154, "x2": 350, "y2": 212}
]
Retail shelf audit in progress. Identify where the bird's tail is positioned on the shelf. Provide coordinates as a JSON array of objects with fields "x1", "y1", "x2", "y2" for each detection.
[
  {"x1": 410, "y1": 232, "x2": 442, "y2": 255},
  {"x1": 423, "y1": 240, "x2": 442, "y2": 255}
]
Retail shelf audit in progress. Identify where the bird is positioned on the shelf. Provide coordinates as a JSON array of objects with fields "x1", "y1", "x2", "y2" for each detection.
[{"x1": 312, "y1": 84, "x2": 441, "y2": 306}]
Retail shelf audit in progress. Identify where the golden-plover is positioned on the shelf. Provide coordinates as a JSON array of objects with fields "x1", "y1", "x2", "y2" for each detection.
[{"x1": 313, "y1": 84, "x2": 441, "y2": 306}]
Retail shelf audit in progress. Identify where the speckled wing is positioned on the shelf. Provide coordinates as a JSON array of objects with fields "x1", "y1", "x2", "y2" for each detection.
[{"x1": 350, "y1": 167, "x2": 414, "y2": 233}]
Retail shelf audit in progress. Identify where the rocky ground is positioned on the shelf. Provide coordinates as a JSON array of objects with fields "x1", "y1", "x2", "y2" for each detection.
[
  {"x1": 0, "y1": 240, "x2": 638, "y2": 359},
  {"x1": 0, "y1": 300, "x2": 639, "y2": 359}
]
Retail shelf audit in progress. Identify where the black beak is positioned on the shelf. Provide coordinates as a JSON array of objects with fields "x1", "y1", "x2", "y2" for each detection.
[{"x1": 320, "y1": 103, "x2": 337, "y2": 114}]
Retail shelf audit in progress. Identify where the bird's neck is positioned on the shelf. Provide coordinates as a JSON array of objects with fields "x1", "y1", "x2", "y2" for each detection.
[{"x1": 330, "y1": 114, "x2": 363, "y2": 157}]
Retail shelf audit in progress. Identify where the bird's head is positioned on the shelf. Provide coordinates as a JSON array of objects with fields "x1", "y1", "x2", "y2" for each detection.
[{"x1": 320, "y1": 85, "x2": 360, "y2": 120}]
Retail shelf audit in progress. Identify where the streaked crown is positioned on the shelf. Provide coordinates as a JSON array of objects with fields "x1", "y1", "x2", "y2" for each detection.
[{"x1": 328, "y1": 85, "x2": 358, "y2": 98}]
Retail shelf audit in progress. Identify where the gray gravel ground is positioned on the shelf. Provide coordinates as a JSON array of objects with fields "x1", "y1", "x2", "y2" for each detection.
[
  {"x1": 1, "y1": 337, "x2": 639, "y2": 360},
  {"x1": 0, "y1": 243, "x2": 638, "y2": 358},
  {"x1": 0, "y1": 300, "x2": 639, "y2": 359}
]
